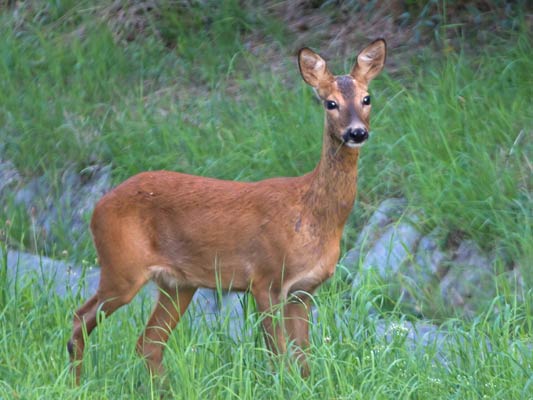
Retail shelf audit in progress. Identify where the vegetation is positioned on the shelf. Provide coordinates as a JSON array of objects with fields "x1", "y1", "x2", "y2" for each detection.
[
  {"x1": 0, "y1": 1, "x2": 531, "y2": 398},
  {"x1": 1, "y1": 252, "x2": 532, "y2": 399}
]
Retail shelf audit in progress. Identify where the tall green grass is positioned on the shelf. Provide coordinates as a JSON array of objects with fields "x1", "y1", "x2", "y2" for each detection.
[{"x1": 1, "y1": 252, "x2": 532, "y2": 399}]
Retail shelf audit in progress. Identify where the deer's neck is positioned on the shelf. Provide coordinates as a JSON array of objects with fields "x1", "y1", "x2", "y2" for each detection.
[{"x1": 304, "y1": 126, "x2": 360, "y2": 232}]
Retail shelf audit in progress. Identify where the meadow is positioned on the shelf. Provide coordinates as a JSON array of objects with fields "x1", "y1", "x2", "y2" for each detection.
[{"x1": 0, "y1": 1, "x2": 532, "y2": 398}]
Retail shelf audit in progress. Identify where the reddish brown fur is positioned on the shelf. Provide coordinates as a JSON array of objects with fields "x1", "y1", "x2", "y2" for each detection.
[{"x1": 68, "y1": 39, "x2": 386, "y2": 383}]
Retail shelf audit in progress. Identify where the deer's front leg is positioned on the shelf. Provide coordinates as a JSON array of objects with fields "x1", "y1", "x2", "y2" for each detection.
[
  {"x1": 252, "y1": 287, "x2": 286, "y2": 356},
  {"x1": 284, "y1": 292, "x2": 312, "y2": 376}
]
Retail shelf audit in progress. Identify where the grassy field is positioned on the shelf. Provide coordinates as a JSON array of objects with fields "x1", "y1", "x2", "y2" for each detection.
[
  {"x1": 0, "y1": 1, "x2": 532, "y2": 398},
  {"x1": 1, "y1": 253, "x2": 532, "y2": 399}
]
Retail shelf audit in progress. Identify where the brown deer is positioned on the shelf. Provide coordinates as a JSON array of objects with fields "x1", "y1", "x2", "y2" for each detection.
[{"x1": 68, "y1": 39, "x2": 386, "y2": 383}]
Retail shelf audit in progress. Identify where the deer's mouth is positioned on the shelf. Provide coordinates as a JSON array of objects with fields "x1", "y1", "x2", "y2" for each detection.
[{"x1": 344, "y1": 139, "x2": 366, "y2": 148}]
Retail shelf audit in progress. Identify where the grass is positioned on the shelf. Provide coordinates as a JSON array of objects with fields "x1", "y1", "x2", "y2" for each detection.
[
  {"x1": 1, "y1": 251, "x2": 532, "y2": 399},
  {"x1": 0, "y1": 1, "x2": 532, "y2": 398}
]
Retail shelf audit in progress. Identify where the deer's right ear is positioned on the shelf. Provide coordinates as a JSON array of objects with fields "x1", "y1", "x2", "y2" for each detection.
[{"x1": 298, "y1": 48, "x2": 333, "y2": 89}]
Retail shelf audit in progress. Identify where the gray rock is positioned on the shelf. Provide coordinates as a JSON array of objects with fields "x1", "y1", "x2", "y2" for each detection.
[
  {"x1": 453, "y1": 240, "x2": 492, "y2": 269},
  {"x1": 345, "y1": 198, "x2": 423, "y2": 299},
  {"x1": 13, "y1": 176, "x2": 56, "y2": 243},
  {"x1": 374, "y1": 318, "x2": 448, "y2": 350},
  {"x1": 439, "y1": 240, "x2": 494, "y2": 315},
  {"x1": 341, "y1": 197, "x2": 407, "y2": 271},
  {"x1": 413, "y1": 229, "x2": 449, "y2": 279},
  {"x1": 2, "y1": 248, "x2": 100, "y2": 297},
  {"x1": 393, "y1": 229, "x2": 449, "y2": 310},
  {"x1": 188, "y1": 288, "x2": 247, "y2": 339},
  {"x1": 0, "y1": 160, "x2": 21, "y2": 197},
  {"x1": 14, "y1": 175, "x2": 51, "y2": 209},
  {"x1": 191, "y1": 288, "x2": 244, "y2": 316},
  {"x1": 400, "y1": 228, "x2": 449, "y2": 297},
  {"x1": 58, "y1": 165, "x2": 112, "y2": 248},
  {"x1": 9, "y1": 164, "x2": 112, "y2": 252},
  {"x1": 342, "y1": 197, "x2": 509, "y2": 318},
  {"x1": 361, "y1": 220, "x2": 422, "y2": 278}
]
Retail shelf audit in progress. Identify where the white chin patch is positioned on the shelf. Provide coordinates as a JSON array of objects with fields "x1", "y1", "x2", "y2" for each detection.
[{"x1": 344, "y1": 140, "x2": 365, "y2": 148}]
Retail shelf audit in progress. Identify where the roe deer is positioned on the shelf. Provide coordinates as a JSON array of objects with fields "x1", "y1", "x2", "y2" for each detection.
[{"x1": 68, "y1": 39, "x2": 386, "y2": 382}]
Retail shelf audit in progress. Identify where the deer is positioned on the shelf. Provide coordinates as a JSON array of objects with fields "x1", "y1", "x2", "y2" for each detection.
[{"x1": 68, "y1": 39, "x2": 386, "y2": 383}]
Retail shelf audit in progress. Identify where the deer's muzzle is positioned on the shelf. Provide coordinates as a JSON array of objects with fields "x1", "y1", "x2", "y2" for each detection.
[{"x1": 342, "y1": 127, "x2": 368, "y2": 147}]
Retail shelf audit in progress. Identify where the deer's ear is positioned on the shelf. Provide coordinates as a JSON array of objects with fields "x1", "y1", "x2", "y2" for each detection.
[
  {"x1": 298, "y1": 48, "x2": 333, "y2": 89},
  {"x1": 351, "y1": 39, "x2": 386, "y2": 84}
]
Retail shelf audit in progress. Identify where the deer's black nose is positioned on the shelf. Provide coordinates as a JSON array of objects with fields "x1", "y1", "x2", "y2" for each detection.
[{"x1": 343, "y1": 127, "x2": 368, "y2": 145}]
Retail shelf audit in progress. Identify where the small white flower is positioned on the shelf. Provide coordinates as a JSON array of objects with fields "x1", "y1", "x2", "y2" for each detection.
[{"x1": 428, "y1": 377, "x2": 442, "y2": 385}]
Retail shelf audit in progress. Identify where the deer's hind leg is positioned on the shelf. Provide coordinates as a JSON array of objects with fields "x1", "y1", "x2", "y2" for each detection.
[
  {"x1": 137, "y1": 284, "x2": 196, "y2": 376},
  {"x1": 68, "y1": 262, "x2": 149, "y2": 384}
]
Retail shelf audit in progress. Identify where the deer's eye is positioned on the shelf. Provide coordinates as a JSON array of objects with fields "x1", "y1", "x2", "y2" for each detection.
[
  {"x1": 325, "y1": 100, "x2": 338, "y2": 110},
  {"x1": 362, "y1": 96, "x2": 371, "y2": 106}
]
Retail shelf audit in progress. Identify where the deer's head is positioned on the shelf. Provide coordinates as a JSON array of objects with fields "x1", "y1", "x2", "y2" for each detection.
[{"x1": 298, "y1": 39, "x2": 386, "y2": 148}]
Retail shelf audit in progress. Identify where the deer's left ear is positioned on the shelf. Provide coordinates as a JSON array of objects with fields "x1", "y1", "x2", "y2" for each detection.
[{"x1": 351, "y1": 39, "x2": 386, "y2": 84}]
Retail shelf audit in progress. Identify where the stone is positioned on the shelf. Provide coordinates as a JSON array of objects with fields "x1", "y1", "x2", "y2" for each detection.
[
  {"x1": 58, "y1": 164, "x2": 112, "y2": 249},
  {"x1": 341, "y1": 197, "x2": 407, "y2": 272},
  {"x1": 400, "y1": 228, "x2": 449, "y2": 299},
  {"x1": 9, "y1": 164, "x2": 112, "y2": 252},
  {"x1": 189, "y1": 288, "x2": 247, "y2": 339},
  {"x1": 346, "y1": 198, "x2": 423, "y2": 298},
  {"x1": 342, "y1": 197, "x2": 509, "y2": 318},
  {"x1": 2, "y1": 248, "x2": 100, "y2": 297},
  {"x1": 361, "y1": 220, "x2": 422, "y2": 278},
  {"x1": 413, "y1": 229, "x2": 449, "y2": 279},
  {"x1": 0, "y1": 160, "x2": 21, "y2": 197},
  {"x1": 374, "y1": 318, "x2": 447, "y2": 350},
  {"x1": 439, "y1": 240, "x2": 494, "y2": 315}
]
